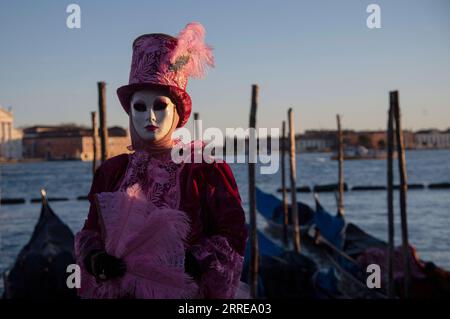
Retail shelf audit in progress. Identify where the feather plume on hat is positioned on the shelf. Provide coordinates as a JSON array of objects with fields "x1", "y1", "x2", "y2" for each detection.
[{"x1": 169, "y1": 22, "x2": 215, "y2": 78}]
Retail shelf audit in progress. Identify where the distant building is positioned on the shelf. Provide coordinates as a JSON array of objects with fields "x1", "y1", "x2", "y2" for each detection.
[
  {"x1": 0, "y1": 107, "x2": 23, "y2": 160},
  {"x1": 415, "y1": 129, "x2": 450, "y2": 149},
  {"x1": 279, "y1": 129, "x2": 416, "y2": 153},
  {"x1": 297, "y1": 130, "x2": 336, "y2": 152},
  {"x1": 22, "y1": 125, "x2": 131, "y2": 160},
  {"x1": 352, "y1": 131, "x2": 386, "y2": 149}
]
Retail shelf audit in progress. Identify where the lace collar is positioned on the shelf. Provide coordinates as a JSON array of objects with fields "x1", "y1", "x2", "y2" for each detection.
[{"x1": 119, "y1": 147, "x2": 185, "y2": 209}]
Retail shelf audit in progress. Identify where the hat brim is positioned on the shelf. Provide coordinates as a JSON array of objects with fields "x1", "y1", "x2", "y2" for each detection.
[{"x1": 117, "y1": 83, "x2": 192, "y2": 128}]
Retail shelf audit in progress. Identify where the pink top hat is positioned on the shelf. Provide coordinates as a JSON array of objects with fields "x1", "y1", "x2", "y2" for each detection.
[{"x1": 117, "y1": 22, "x2": 214, "y2": 128}]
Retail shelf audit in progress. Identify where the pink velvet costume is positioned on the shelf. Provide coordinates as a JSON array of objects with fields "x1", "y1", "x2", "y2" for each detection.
[
  {"x1": 75, "y1": 143, "x2": 248, "y2": 298},
  {"x1": 74, "y1": 23, "x2": 248, "y2": 299}
]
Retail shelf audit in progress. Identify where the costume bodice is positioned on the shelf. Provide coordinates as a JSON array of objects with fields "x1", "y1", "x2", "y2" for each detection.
[{"x1": 119, "y1": 149, "x2": 185, "y2": 210}]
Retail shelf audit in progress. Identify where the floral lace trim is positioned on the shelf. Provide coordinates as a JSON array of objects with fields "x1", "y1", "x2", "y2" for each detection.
[
  {"x1": 190, "y1": 235, "x2": 244, "y2": 299},
  {"x1": 119, "y1": 149, "x2": 185, "y2": 209}
]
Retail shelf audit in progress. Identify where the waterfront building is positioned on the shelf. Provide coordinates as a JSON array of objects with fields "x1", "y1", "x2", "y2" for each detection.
[
  {"x1": 0, "y1": 106, "x2": 23, "y2": 160},
  {"x1": 22, "y1": 125, "x2": 131, "y2": 160},
  {"x1": 415, "y1": 129, "x2": 450, "y2": 149},
  {"x1": 297, "y1": 130, "x2": 336, "y2": 152}
]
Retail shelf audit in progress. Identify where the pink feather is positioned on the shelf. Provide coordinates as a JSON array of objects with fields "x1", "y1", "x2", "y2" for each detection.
[
  {"x1": 170, "y1": 22, "x2": 215, "y2": 78},
  {"x1": 83, "y1": 185, "x2": 199, "y2": 299}
]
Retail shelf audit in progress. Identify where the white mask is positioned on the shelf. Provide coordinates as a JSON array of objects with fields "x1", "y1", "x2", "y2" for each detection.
[{"x1": 130, "y1": 90, "x2": 176, "y2": 142}]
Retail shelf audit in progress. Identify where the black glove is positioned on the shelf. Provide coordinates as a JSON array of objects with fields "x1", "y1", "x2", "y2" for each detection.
[
  {"x1": 184, "y1": 250, "x2": 201, "y2": 280},
  {"x1": 84, "y1": 249, "x2": 126, "y2": 281}
]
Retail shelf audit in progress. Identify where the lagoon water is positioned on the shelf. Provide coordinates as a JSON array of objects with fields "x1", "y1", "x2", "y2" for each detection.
[{"x1": 1, "y1": 149, "x2": 449, "y2": 294}]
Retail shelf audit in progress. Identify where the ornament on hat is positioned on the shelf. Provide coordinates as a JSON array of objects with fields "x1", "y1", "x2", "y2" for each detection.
[{"x1": 169, "y1": 22, "x2": 215, "y2": 78}]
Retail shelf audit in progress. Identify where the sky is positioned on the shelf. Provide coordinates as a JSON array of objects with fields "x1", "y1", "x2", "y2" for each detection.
[{"x1": 0, "y1": 0, "x2": 449, "y2": 135}]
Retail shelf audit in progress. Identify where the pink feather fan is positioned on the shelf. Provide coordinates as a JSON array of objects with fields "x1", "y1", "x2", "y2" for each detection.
[
  {"x1": 169, "y1": 22, "x2": 215, "y2": 78},
  {"x1": 89, "y1": 184, "x2": 198, "y2": 299}
]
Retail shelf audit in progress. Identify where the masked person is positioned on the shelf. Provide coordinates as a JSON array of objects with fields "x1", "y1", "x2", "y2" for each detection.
[{"x1": 74, "y1": 22, "x2": 248, "y2": 299}]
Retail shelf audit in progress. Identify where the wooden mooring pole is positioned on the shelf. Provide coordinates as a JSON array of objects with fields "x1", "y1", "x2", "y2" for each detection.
[
  {"x1": 288, "y1": 108, "x2": 301, "y2": 253},
  {"x1": 336, "y1": 114, "x2": 344, "y2": 217},
  {"x1": 387, "y1": 97, "x2": 395, "y2": 298},
  {"x1": 194, "y1": 112, "x2": 200, "y2": 141},
  {"x1": 97, "y1": 81, "x2": 109, "y2": 163},
  {"x1": 281, "y1": 121, "x2": 289, "y2": 247},
  {"x1": 91, "y1": 111, "x2": 98, "y2": 176},
  {"x1": 248, "y1": 84, "x2": 259, "y2": 298},
  {"x1": 391, "y1": 90, "x2": 411, "y2": 298}
]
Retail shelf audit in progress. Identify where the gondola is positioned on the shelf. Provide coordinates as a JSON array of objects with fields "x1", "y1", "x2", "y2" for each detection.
[
  {"x1": 240, "y1": 223, "x2": 382, "y2": 298},
  {"x1": 241, "y1": 227, "x2": 329, "y2": 299},
  {"x1": 256, "y1": 186, "x2": 450, "y2": 298},
  {"x1": 2, "y1": 190, "x2": 77, "y2": 299}
]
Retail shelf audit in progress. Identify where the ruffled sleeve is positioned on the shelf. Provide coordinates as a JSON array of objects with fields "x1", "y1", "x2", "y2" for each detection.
[
  {"x1": 188, "y1": 161, "x2": 248, "y2": 299},
  {"x1": 74, "y1": 154, "x2": 129, "y2": 296},
  {"x1": 74, "y1": 167, "x2": 106, "y2": 264}
]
